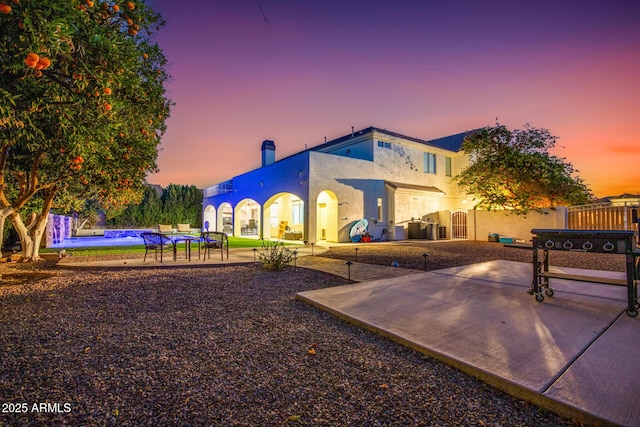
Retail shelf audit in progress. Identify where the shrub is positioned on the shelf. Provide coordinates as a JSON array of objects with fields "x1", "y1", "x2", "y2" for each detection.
[{"x1": 259, "y1": 241, "x2": 294, "y2": 271}]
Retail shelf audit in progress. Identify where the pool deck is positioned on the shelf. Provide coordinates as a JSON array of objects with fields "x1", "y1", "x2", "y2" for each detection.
[{"x1": 58, "y1": 250, "x2": 640, "y2": 426}]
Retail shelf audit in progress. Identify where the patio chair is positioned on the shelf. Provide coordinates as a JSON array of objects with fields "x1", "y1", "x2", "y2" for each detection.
[
  {"x1": 177, "y1": 223, "x2": 192, "y2": 233},
  {"x1": 141, "y1": 232, "x2": 176, "y2": 263},
  {"x1": 201, "y1": 231, "x2": 229, "y2": 261},
  {"x1": 158, "y1": 224, "x2": 173, "y2": 234}
]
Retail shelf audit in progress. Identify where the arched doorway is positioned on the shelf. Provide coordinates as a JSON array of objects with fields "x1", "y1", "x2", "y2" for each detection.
[
  {"x1": 263, "y1": 192, "x2": 304, "y2": 240},
  {"x1": 234, "y1": 199, "x2": 261, "y2": 238},
  {"x1": 203, "y1": 205, "x2": 216, "y2": 231},
  {"x1": 217, "y1": 202, "x2": 233, "y2": 235},
  {"x1": 451, "y1": 210, "x2": 468, "y2": 239},
  {"x1": 316, "y1": 190, "x2": 338, "y2": 242}
]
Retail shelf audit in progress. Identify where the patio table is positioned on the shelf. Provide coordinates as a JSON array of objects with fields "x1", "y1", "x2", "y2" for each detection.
[{"x1": 169, "y1": 235, "x2": 201, "y2": 261}]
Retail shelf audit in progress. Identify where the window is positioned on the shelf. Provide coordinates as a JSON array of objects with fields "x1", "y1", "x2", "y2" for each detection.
[
  {"x1": 424, "y1": 152, "x2": 436, "y2": 174},
  {"x1": 377, "y1": 141, "x2": 392, "y2": 149},
  {"x1": 377, "y1": 197, "x2": 383, "y2": 222},
  {"x1": 291, "y1": 200, "x2": 304, "y2": 225},
  {"x1": 377, "y1": 141, "x2": 384, "y2": 147},
  {"x1": 445, "y1": 156, "x2": 452, "y2": 177}
]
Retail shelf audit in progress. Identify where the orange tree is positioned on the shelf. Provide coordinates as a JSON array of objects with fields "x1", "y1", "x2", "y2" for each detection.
[
  {"x1": 0, "y1": 0, "x2": 171, "y2": 259},
  {"x1": 453, "y1": 122, "x2": 593, "y2": 215}
]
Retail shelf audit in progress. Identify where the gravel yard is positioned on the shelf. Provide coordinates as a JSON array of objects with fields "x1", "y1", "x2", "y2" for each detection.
[
  {"x1": 0, "y1": 243, "x2": 598, "y2": 426},
  {"x1": 322, "y1": 240, "x2": 628, "y2": 272}
]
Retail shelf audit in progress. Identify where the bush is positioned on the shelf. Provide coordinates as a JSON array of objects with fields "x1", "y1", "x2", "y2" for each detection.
[{"x1": 259, "y1": 241, "x2": 294, "y2": 271}]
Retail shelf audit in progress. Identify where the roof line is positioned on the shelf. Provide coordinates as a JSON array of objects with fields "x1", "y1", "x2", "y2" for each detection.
[{"x1": 310, "y1": 126, "x2": 479, "y2": 152}]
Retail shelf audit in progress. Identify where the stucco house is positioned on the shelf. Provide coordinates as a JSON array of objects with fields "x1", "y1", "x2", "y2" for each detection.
[{"x1": 202, "y1": 126, "x2": 476, "y2": 243}]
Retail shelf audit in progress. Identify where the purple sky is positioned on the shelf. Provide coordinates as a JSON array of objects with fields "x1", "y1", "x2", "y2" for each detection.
[{"x1": 146, "y1": 0, "x2": 640, "y2": 197}]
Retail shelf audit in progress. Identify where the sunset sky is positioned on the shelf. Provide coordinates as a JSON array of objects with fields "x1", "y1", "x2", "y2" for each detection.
[{"x1": 146, "y1": 0, "x2": 639, "y2": 198}]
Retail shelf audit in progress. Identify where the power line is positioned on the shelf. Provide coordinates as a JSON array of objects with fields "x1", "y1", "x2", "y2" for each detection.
[{"x1": 256, "y1": 0, "x2": 271, "y2": 29}]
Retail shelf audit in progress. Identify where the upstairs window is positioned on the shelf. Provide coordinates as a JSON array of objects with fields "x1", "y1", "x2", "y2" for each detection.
[
  {"x1": 377, "y1": 141, "x2": 392, "y2": 149},
  {"x1": 445, "y1": 156, "x2": 452, "y2": 177},
  {"x1": 424, "y1": 152, "x2": 436, "y2": 174}
]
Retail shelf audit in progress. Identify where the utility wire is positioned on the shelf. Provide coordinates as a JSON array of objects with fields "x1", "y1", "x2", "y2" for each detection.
[{"x1": 256, "y1": 0, "x2": 272, "y2": 29}]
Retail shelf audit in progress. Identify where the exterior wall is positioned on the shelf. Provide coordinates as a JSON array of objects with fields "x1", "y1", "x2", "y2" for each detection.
[
  {"x1": 467, "y1": 207, "x2": 568, "y2": 242},
  {"x1": 202, "y1": 151, "x2": 310, "y2": 238},
  {"x1": 308, "y1": 129, "x2": 469, "y2": 242},
  {"x1": 308, "y1": 151, "x2": 382, "y2": 242},
  {"x1": 320, "y1": 138, "x2": 374, "y2": 161}
]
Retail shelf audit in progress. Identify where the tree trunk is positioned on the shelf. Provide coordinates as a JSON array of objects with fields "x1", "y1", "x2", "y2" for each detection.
[
  {"x1": 10, "y1": 212, "x2": 33, "y2": 262},
  {"x1": 11, "y1": 188, "x2": 57, "y2": 262},
  {"x1": 29, "y1": 212, "x2": 49, "y2": 260},
  {"x1": 0, "y1": 207, "x2": 12, "y2": 255}
]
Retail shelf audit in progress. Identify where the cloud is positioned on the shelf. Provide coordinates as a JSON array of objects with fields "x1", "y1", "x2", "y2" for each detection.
[{"x1": 608, "y1": 145, "x2": 639, "y2": 154}]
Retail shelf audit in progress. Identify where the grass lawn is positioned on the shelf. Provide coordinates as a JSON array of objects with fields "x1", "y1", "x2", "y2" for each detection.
[{"x1": 39, "y1": 236, "x2": 298, "y2": 257}]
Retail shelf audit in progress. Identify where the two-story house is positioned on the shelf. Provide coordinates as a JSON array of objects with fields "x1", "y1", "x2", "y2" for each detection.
[{"x1": 202, "y1": 126, "x2": 475, "y2": 243}]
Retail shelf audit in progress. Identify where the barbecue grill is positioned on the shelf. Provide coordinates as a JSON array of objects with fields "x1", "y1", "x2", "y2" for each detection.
[{"x1": 530, "y1": 229, "x2": 639, "y2": 317}]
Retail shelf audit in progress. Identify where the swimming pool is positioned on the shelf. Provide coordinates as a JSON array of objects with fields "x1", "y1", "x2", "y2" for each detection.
[{"x1": 48, "y1": 235, "x2": 145, "y2": 249}]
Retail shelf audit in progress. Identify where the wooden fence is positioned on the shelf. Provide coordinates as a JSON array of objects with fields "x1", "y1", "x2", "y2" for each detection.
[{"x1": 567, "y1": 203, "x2": 639, "y2": 231}]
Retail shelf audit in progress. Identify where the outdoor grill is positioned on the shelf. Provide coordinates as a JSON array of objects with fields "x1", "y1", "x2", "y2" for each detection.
[{"x1": 530, "y1": 229, "x2": 639, "y2": 317}]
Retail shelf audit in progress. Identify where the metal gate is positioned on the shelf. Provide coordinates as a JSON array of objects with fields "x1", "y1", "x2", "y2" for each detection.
[{"x1": 451, "y1": 210, "x2": 468, "y2": 239}]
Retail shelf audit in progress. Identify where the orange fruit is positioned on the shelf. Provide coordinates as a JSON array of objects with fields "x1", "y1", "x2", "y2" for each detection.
[
  {"x1": 112, "y1": 4, "x2": 119, "y2": 12},
  {"x1": 36, "y1": 57, "x2": 51, "y2": 69},
  {"x1": 127, "y1": 1, "x2": 134, "y2": 10},
  {"x1": 35, "y1": 70, "x2": 43, "y2": 77},
  {"x1": 128, "y1": 28, "x2": 137, "y2": 36},
  {"x1": 103, "y1": 87, "x2": 112, "y2": 95},
  {"x1": 24, "y1": 52, "x2": 39, "y2": 68},
  {"x1": 86, "y1": 0, "x2": 93, "y2": 7},
  {"x1": 0, "y1": 3, "x2": 11, "y2": 14},
  {"x1": 104, "y1": 102, "x2": 112, "y2": 110}
]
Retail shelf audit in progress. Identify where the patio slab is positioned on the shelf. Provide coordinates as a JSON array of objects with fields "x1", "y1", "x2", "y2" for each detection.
[{"x1": 296, "y1": 260, "x2": 639, "y2": 427}]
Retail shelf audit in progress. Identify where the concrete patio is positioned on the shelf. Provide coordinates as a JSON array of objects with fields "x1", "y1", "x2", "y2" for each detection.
[{"x1": 296, "y1": 260, "x2": 639, "y2": 427}]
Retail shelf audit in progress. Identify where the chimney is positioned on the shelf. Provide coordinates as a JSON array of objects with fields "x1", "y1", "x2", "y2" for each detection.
[{"x1": 261, "y1": 140, "x2": 275, "y2": 167}]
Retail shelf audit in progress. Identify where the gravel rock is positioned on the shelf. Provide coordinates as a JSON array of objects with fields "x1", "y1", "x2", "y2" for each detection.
[
  {"x1": 0, "y1": 244, "x2": 584, "y2": 426},
  {"x1": 322, "y1": 240, "x2": 627, "y2": 272}
]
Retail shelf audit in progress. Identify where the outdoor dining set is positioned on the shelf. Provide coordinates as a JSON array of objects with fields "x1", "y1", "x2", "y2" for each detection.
[{"x1": 140, "y1": 226, "x2": 229, "y2": 263}]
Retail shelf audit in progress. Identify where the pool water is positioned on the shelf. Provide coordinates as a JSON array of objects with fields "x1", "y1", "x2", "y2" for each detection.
[{"x1": 49, "y1": 236, "x2": 145, "y2": 249}]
